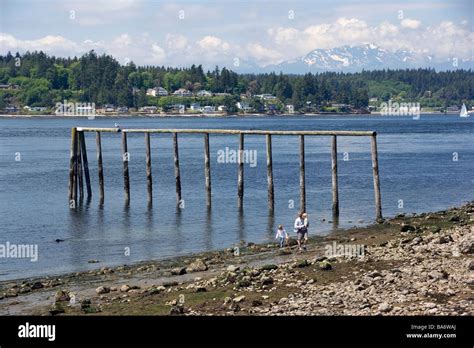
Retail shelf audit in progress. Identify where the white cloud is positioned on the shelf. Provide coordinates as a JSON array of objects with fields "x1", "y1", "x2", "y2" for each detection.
[
  {"x1": 1, "y1": 16, "x2": 472, "y2": 68},
  {"x1": 244, "y1": 43, "x2": 284, "y2": 66},
  {"x1": 151, "y1": 44, "x2": 166, "y2": 63},
  {"x1": 166, "y1": 34, "x2": 188, "y2": 51},
  {"x1": 196, "y1": 36, "x2": 230, "y2": 52},
  {"x1": 400, "y1": 18, "x2": 421, "y2": 29}
]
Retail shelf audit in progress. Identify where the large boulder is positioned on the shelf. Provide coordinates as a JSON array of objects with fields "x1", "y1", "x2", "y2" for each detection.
[{"x1": 186, "y1": 258, "x2": 208, "y2": 273}]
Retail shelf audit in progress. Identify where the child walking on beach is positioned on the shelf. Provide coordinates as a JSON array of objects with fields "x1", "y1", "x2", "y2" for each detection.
[{"x1": 275, "y1": 224, "x2": 288, "y2": 248}]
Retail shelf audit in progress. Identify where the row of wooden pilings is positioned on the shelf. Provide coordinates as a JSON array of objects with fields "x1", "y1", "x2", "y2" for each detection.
[{"x1": 68, "y1": 128, "x2": 382, "y2": 220}]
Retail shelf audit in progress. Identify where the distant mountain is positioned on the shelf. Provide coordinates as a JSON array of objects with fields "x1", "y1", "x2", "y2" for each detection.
[{"x1": 254, "y1": 44, "x2": 474, "y2": 74}]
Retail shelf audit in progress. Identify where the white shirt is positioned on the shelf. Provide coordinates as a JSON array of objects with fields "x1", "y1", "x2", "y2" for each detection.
[
  {"x1": 275, "y1": 228, "x2": 287, "y2": 239},
  {"x1": 294, "y1": 217, "x2": 304, "y2": 233}
]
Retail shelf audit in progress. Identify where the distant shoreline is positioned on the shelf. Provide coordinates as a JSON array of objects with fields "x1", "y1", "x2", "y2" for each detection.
[{"x1": 0, "y1": 112, "x2": 463, "y2": 119}]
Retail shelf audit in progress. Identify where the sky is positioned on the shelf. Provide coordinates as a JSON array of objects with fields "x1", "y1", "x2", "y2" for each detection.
[{"x1": 0, "y1": 0, "x2": 472, "y2": 69}]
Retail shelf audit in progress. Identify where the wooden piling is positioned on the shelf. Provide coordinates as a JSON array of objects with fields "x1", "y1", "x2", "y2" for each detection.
[
  {"x1": 266, "y1": 133, "x2": 274, "y2": 211},
  {"x1": 96, "y1": 131, "x2": 104, "y2": 204},
  {"x1": 145, "y1": 133, "x2": 153, "y2": 205},
  {"x1": 299, "y1": 135, "x2": 306, "y2": 212},
  {"x1": 173, "y1": 133, "x2": 182, "y2": 206},
  {"x1": 122, "y1": 131, "x2": 130, "y2": 205},
  {"x1": 331, "y1": 135, "x2": 339, "y2": 216},
  {"x1": 370, "y1": 133, "x2": 382, "y2": 220},
  {"x1": 204, "y1": 133, "x2": 211, "y2": 207},
  {"x1": 237, "y1": 133, "x2": 244, "y2": 209},
  {"x1": 79, "y1": 131, "x2": 92, "y2": 198},
  {"x1": 77, "y1": 134, "x2": 84, "y2": 200},
  {"x1": 68, "y1": 127, "x2": 78, "y2": 204}
]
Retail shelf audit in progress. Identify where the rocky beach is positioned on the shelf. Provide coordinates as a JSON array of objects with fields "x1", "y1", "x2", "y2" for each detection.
[{"x1": 1, "y1": 203, "x2": 472, "y2": 316}]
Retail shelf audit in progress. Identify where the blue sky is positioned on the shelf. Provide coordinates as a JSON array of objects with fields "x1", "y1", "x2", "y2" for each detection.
[{"x1": 0, "y1": 0, "x2": 472, "y2": 68}]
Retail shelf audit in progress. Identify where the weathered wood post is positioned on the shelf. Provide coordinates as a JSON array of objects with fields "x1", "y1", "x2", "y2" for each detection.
[
  {"x1": 204, "y1": 133, "x2": 211, "y2": 208},
  {"x1": 299, "y1": 134, "x2": 306, "y2": 212},
  {"x1": 266, "y1": 133, "x2": 274, "y2": 211},
  {"x1": 331, "y1": 135, "x2": 339, "y2": 216},
  {"x1": 68, "y1": 127, "x2": 78, "y2": 205},
  {"x1": 145, "y1": 132, "x2": 153, "y2": 205},
  {"x1": 122, "y1": 131, "x2": 130, "y2": 205},
  {"x1": 77, "y1": 133, "x2": 84, "y2": 200},
  {"x1": 79, "y1": 131, "x2": 92, "y2": 198},
  {"x1": 370, "y1": 132, "x2": 382, "y2": 220},
  {"x1": 173, "y1": 132, "x2": 182, "y2": 207},
  {"x1": 237, "y1": 133, "x2": 244, "y2": 209},
  {"x1": 96, "y1": 131, "x2": 104, "y2": 204}
]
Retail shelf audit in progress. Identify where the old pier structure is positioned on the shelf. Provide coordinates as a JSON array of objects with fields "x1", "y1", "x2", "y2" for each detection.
[{"x1": 68, "y1": 128, "x2": 382, "y2": 220}]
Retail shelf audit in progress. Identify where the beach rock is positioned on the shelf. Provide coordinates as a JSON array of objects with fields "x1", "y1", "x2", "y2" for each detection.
[
  {"x1": 226, "y1": 265, "x2": 239, "y2": 272},
  {"x1": 378, "y1": 302, "x2": 392, "y2": 313},
  {"x1": 233, "y1": 295, "x2": 246, "y2": 303},
  {"x1": 261, "y1": 276, "x2": 274, "y2": 285},
  {"x1": 120, "y1": 284, "x2": 131, "y2": 292},
  {"x1": 294, "y1": 259, "x2": 310, "y2": 268},
  {"x1": 187, "y1": 259, "x2": 208, "y2": 272},
  {"x1": 260, "y1": 264, "x2": 278, "y2": 271},
  {"x1": 237, "y1": 279, "x2": 251, "y2": 288},
  {"x1": 171, "y1": 267, "x2": 187, "y2": 275},
  {"x1": 55, "y1": 290, "x2": 70, "y2": 302},
  {"x1": 287, "y1": 239, "x2": 298, "y2": 247},
  {"x1": 459, "y1": 238, "x2": 474, "y2": 254},
  {"x1": 400, "y1": 224, "x2": 416, "y2": 232},
  {"x1": 80, "y1": 299, "x2": 91, "y2": 309},
  {"x1": 95, "y1": 286, "x2": 110, "y2": 295},
  {"x1": 31, "y1": 281, "x2": 44, "y2": 290},
  {"x1": 170, "y1": 305, "x2": 184, "y2": 315},
  {"x1": 319, "y1": 261, "x2": 332, "y2": 271},
  {"x1": 224, "y1": 297, "x2": 232, "y2": 305},
  {"x1": 438, "y1": 235, "x2": 453, "y2": 244}
]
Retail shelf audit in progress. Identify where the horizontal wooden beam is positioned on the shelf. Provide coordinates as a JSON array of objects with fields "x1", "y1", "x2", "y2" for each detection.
[{"x1": 76, "y1": 127, "x2": 376, "y2": 137}]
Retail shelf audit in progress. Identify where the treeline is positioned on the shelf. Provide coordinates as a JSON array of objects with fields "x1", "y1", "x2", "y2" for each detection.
[{"x1": 0, "y1": 50, "x2": 473, "y2": 109}]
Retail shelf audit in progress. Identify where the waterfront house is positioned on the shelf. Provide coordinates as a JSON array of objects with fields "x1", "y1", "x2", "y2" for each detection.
[
  {"x1": 147, "y1": 87, "x2": 169, "y2": 97},
  {"x1": 139, "y1": 106, "x2": 158, "y2": 113},
  {"x1": 24, "y1": 106, "x2": 48, "y2": 112},
  {"x1": 172, "y1": 88, "x2": 192, "y2": 97},
  {"x1": 0, "y1": 84, "x2": 19, "y2": 90},
  {"x1": 236, "y1": 101, "x2": 252, "y2": 112},
  {"x1": 117, "y1": 106, "x2": 129, "y2": 113},
  {"x1": 4, "y1": 105, "x2": 18, "y2": 113},
  {"x1": 189, "y1": 102, "x2": 201, "y2": 111},
  {"x1": 104, "y1": 104, "x2": 115, "y2": 112},
  {"x1": 202, "y1": 105, "x2": 216, "y2": 113},
  {"x1": 255, "y1": 94, "x2": 277, "y2": 100},
  {"x1": 196, "y1": 90, "x2": 213, "y2": 97}
]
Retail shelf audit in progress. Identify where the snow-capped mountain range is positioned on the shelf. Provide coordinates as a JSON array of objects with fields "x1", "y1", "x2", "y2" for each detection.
[{"x1": 237, "y1": 43, "x2": 473, "y2": 73}]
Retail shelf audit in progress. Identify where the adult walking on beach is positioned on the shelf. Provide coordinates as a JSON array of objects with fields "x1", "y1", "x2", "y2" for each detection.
[
  {"x1": 294, "y1": 212, "x2": 305, "y2": 252},
  {"x1": 301, "y1": 212, "x2": 309, "y2": 251}
]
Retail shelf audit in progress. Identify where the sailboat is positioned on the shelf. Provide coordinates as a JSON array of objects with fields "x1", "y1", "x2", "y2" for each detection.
[{"x1": 460, "y1": 103, "x2": 469, "y2": 117}]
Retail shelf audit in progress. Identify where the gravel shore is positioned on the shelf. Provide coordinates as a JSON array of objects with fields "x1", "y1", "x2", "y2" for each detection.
[{"x1": 1, "y1": 202, "x2": 472, "y2": 316}]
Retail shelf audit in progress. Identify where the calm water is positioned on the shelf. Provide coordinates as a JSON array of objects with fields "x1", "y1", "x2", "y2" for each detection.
[{"x1": 0, "y1": 115, "x2": 473, "y2": 281}]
